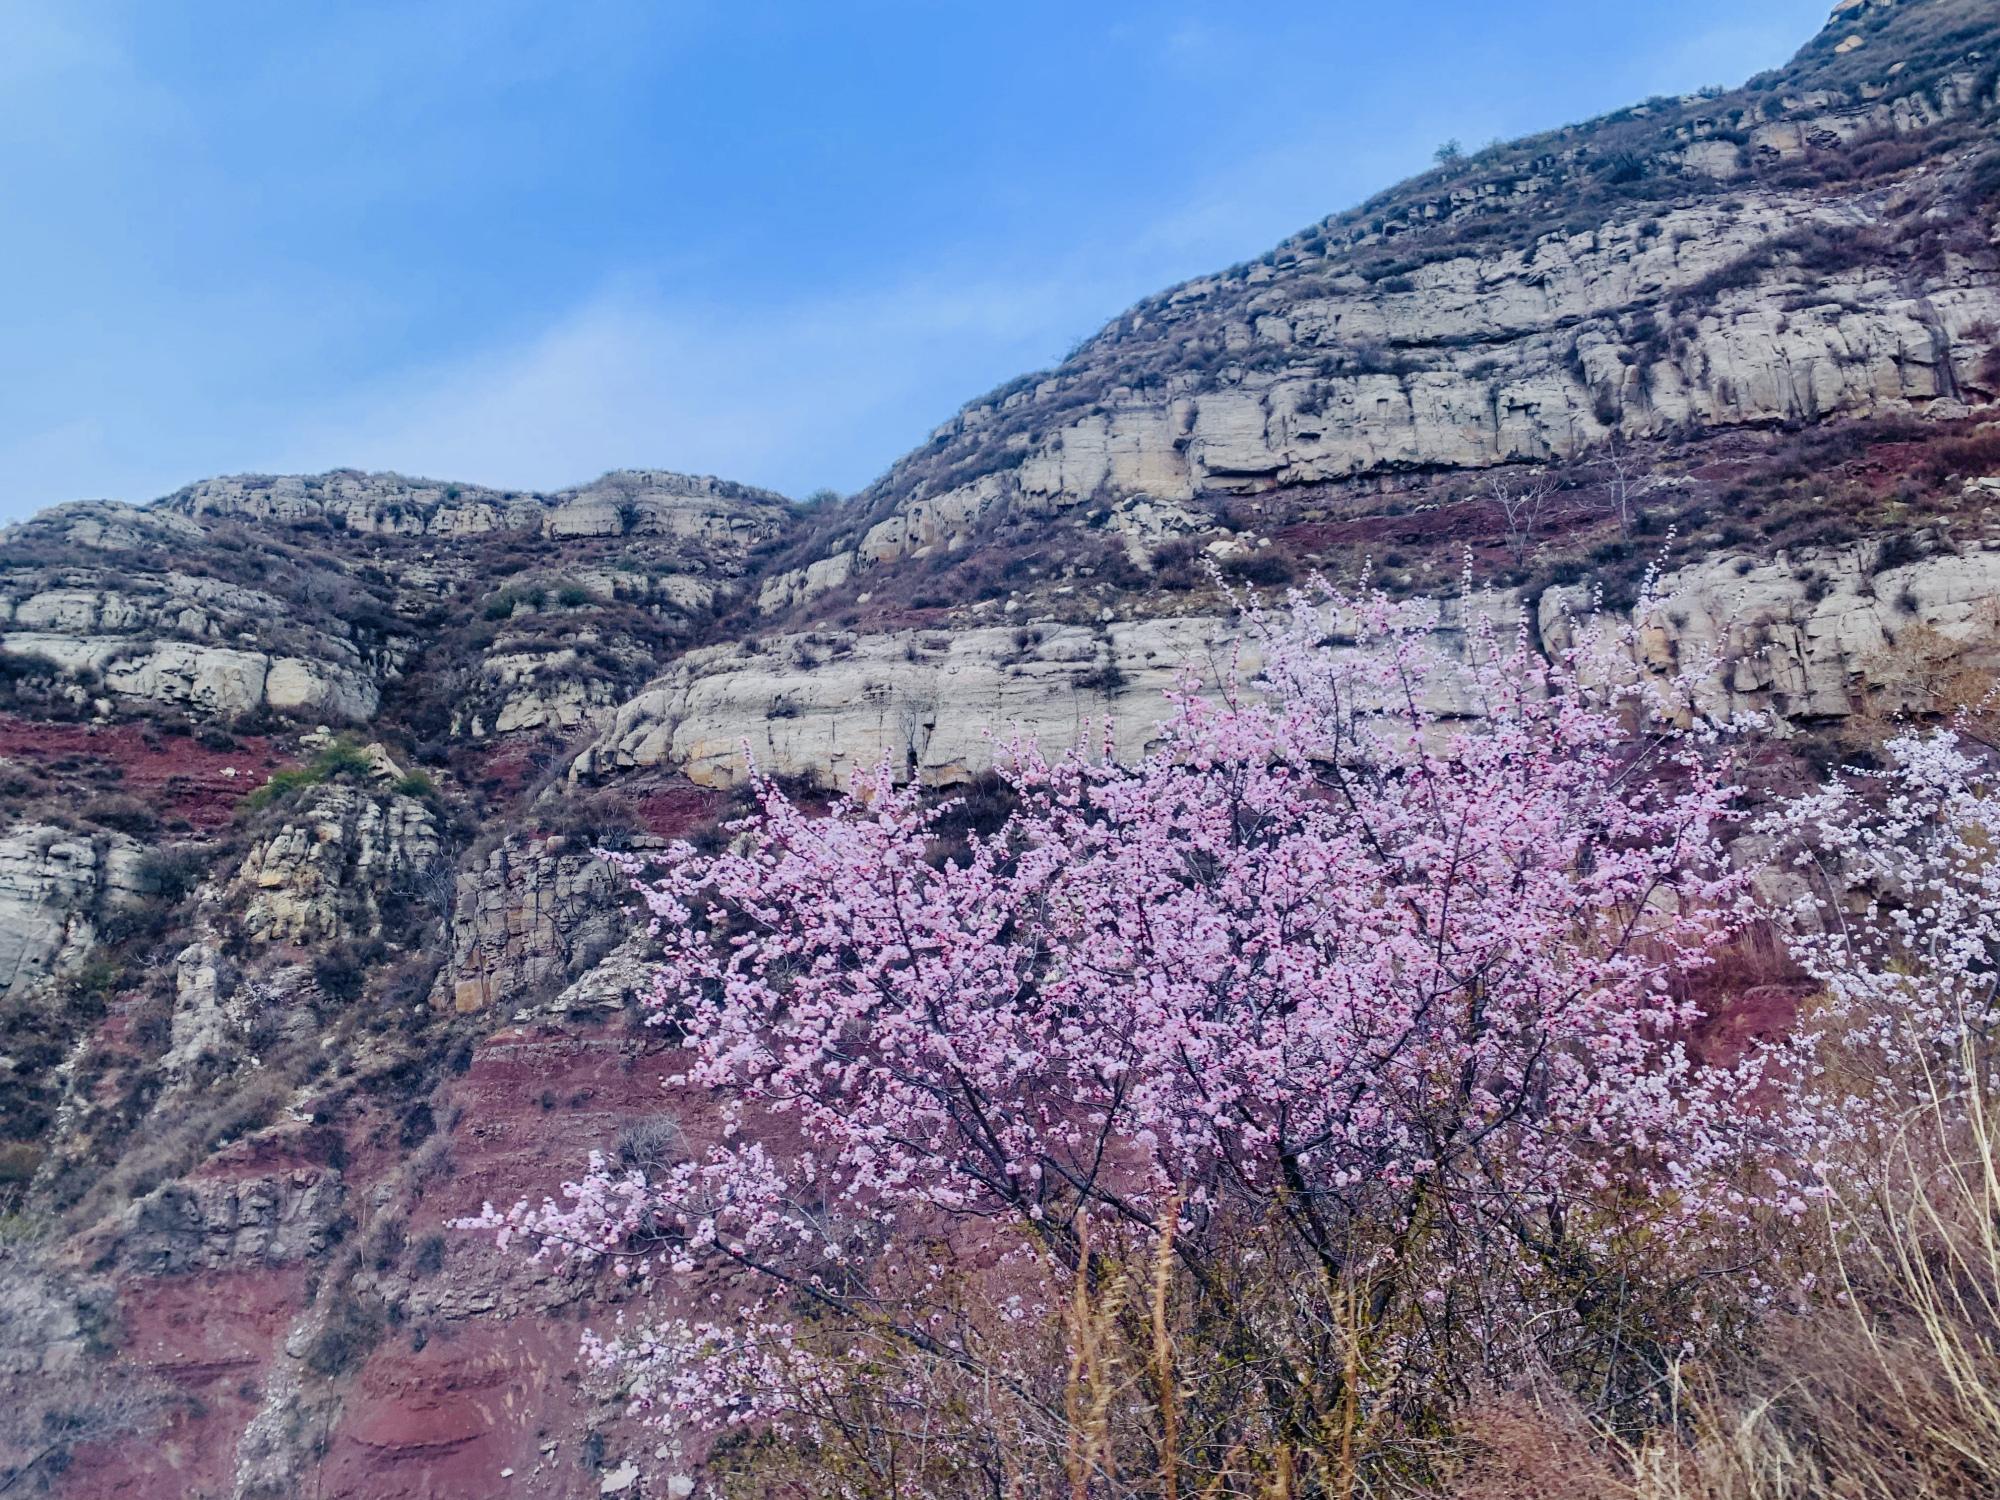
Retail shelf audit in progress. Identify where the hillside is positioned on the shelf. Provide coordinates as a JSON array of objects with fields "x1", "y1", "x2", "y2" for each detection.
[{"x1": 4, "y1": 2, "x2": 2000, "y2": 1494}]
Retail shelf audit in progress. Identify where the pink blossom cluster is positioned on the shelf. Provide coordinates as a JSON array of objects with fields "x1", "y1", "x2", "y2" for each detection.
[
  {"x1": 579, "y1": 1303, "x2": 822, "y2": 1432},
  {"x1": 464, "y1": 585, "x2": 1850, "y2": 1442}
]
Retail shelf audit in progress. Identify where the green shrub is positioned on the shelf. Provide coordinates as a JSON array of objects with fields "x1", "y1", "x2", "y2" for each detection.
[
  {"x1": 243, "y1": 767, "x2": 316, "y2": 810},
  {"x1": 0, "y1": 1141, "x2": 42, "y2": 1185},
  {"x1": 1220, "y1": 549, "x2": 1298, "y2": 588},
  {"x1": 392, "y1": 771, "x2": 438, "y2": 801},
  {"x1": 242, "y1": 740, "x2": 376, "y2": 810},
  {"x1": 411, "y1": 1232, "x2": 447, "y2": 1278},
  {"x1": 137, "y1": 845, "x2": 209, "y2": 903},
  {"x1": 0, "y1": 650, "x2": 61, "y2": 685}
]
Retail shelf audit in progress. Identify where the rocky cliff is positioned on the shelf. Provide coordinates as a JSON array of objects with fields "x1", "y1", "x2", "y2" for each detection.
[
  {"x1": 4, "y1": 3, "x2": 2000, "y2": 1496},
  {"x1": 748, "y1": 0, "x2": 2000, "y2": 624}
]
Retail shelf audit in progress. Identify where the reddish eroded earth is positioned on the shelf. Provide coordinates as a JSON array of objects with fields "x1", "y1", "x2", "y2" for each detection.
[
  {"x1": 31, "y1": 1017, "x2": 691, "y2": 1500},
  {"x1": 338, "y1": 1023, "x2": 690, "y2": 1498},
  {"x1": 0, "y1": 713, "x2": 293, "y2": 830},
  {"x1": 1693, "y1": 982, "x2": 1815, "y2": 1070},
  {"x1": 73, "y1": 1270, "x2": 312, "y2": 1500},
  {"x1": 435, "y1": 1021, "x2": 684, "y2": 1238},
  {"x1": 467, "y1": 737, "x2": 561, "y2": 801},
  {"x1": 317, "y1": 1320, "x2": 607, "y2": 1500},
  {"x1": 633, "y1": 781, "x2": 728, "y2": 840}
]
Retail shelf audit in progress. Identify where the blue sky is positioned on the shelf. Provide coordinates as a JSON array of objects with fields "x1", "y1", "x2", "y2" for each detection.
[{"x1": 0, "y1": 0, "x2": 1831, "y2": 520}]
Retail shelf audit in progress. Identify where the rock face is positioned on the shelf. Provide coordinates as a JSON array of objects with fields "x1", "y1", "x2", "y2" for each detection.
[
  {"x1": 0, "y1": 824, "x2": 148, "y2": 997},
  {"x1": 235, "y1": 786, "x2": 444, "y2": 946},
  {"x1": 437, "y1": 834, "x2": 633, "y2": 1014},
  {"x1": 116, "y1": 1169, "x2": 345, "y2": 1275},
  {"x1": 0, "y1": 469, "x2": 792, "y2": 737},
  {"x1": 165, "y1": 466, "x2": 792, "y2": 546},
  {"x1": 0, "y1": 502, "x2": 397, "y2": 722},
  {"x1": 160, "y1": 936, "x2": 246, "y2": 1078},
  {"x1": 577, "y1": 616, "x2": 1243, "y2": 788},
  {"x1": 844, "y1": 195, "x2": 1996, "y2": 571},
  {"x1": 765, "y1": 0, "x2": 2000, "y2": 598},
  {"x1": 572, "y1": 540, "x2": 2000, "y2": 788},
  {"x1": 1547, "y1": 540, "x2": 2000, "y2": 722}
]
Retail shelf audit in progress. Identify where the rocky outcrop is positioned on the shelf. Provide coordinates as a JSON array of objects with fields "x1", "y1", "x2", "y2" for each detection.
[
  {"x1": 464, "y1": 649, "x2": 628, "y2": 737},
  {"x1": 160, "y1": 937, "x2": 245, "y2": 1077},
  {"x1": 758, "y1": 549, "x2": 857, "y2": 612},
  {"x1": 0, "y1": 556, "x2": 389, "y2": 721},
  {"x1": 149, "y1": 936, "x2": 328, "y2": 1086},
  {"x1": 0, "y1": 634, "x2": 380, "y2": 721},
  {"x1": 235, "y1": 787, "x2": 444, "y2": 946},
  {"x1": 800, "y1": 1, "x2": 2000, "y2": 585},
  {"x1": 116, "y1": 1169, "x2": 344, "y2": 1274},
  {"x1": 574, "y1": 617, "x2": 1232, "y2": 788},
  {"x1": 436, "y1": 835, "x2": 636, "y2": 1013},
  {"x1": 579, "y1": 537, "x2": 2000, "y2": 789},
  {"x1": 0, "y1": 824, "x2": 149, "y2": 997},
  {"x1": 0, "y1": 470, "x2": 789, "y2": 737},
  {"x1": 1549, "y1": 538, "x2": 2000, "y2": 722},
  {"x1": 164, "y1": 467, "x2": 793, "y2": 551},
  {"x1": 452, "y1": 635, "x2": 669, "y2": 741},
  {"x1": 834, "y1": 189, "x2": 1999, "y2": 576}
]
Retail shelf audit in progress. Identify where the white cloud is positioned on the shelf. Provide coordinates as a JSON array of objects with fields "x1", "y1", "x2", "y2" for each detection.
[
  {"x1": 0, "y1": 90, "x2": 1458, "y2": 517},
  {"x1": 0, "y1": 1, "x2": 118, "y2": 87},
  {"x1": 269, "y1": 266, "x2": 1130, "y2": 500},
  {"x1": 257, "y1": 83, "x2": 1465, "y2": 505},
  {"x1": 0, "y1": 3, "x2": 1823, "y2": 522}
]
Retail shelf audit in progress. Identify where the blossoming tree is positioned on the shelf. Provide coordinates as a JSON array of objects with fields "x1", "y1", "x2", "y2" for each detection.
[
  {"x1": 1769, "y1": 726, "x2": 2000, "y2": 1116},
  {"x1": 467, "y1": 588, "x2": 1822, "y2": 1487}
]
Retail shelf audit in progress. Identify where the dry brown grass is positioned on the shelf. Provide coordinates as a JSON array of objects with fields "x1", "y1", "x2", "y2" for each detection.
[
  {"x1": 1447, "y1": 1046, "x2": 2000, "y2": 1500},
  {"x1": 707, "y1": 1033, "x2": 2000, "y2": 1499}
]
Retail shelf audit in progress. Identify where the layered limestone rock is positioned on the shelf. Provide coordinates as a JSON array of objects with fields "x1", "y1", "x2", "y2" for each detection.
[
  {"x1": 799, "y1": 3, "x2": 2000, "y2": 588},
  {"x1": 235, "y1": 787, "x2": 444, "y2": 946},
  {"x1": 160, "y1": 938, "x2": 244, "y2": 1077},
  {"x1": 148, "y1": 936, "x2": 324, "y2": 1086},
  {"x1": 544, "y1": 470, "x2": 794, "y2": 547},
  {"x1": 163, "y1": 467, "x2": 793, "y2": 550},
  {"x1": 464, "y1": 651, "x2": 627, "y2": 737},
  {"x1": 840, "y1": 189, "x2": 2000, "y2": 575},
  {"x1": 1549, "y1": 541, "x2": 2000, "y2": 721},
  {"x1": 577, "y1": 616, "x2": 1249, "y2": 789},
  {"x1": 0, "y1": 824, "x2": 149, "y2": 997},
  {"x1": 758, "y1": 550, "x2": 857, "y2": 612},
  {"x1": 166, "y1": 469, "x2": 540, "y2": 535},
  {"x1": 0, "y1": 1258, "x2": 96, "y2": 1382},
  {"x1": 116, "y1": 1170, "x2": 344, "y2": 1274},
  {"x1": 0, "y1": 635, "x2": 379, "y2": 720},
  {"x1": 0, "y1": 468, "x2": 794, "y2": 735},
  {"x1": 4, "y1": 499, "x2": 203, "y2": 555},
  {"x1": 435, "y1": 835, "x2": 635, "y2": 1013},
  {"x1": 578, "y1": 540, "x2": 2000, "y2": 789},
  {"x1": 0, "y1": 563, "x2": 386, "y2": 720},
  {"x1": 450, "y1": 634, "x2": 668, "y2": 741}
]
